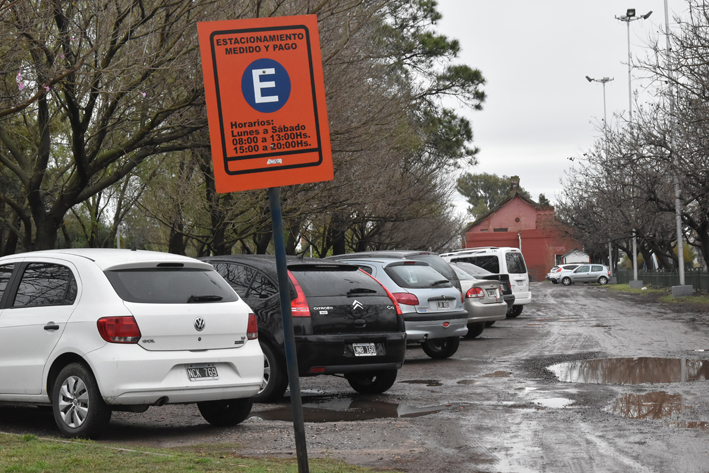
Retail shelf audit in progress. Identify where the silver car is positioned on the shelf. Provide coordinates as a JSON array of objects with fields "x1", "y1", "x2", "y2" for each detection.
[
  {"x1": 546, "y1": 264, "x2": 580, "y2": 284},
  {"x1": 329, "y1": 256, "x2": 468, "y2": 359},
  {"x1": 560, "y1": 264, "x2": 611, "y2": 286},
  {"x1": 450, "y1": 264, "x2": 507, "y2": 338}
]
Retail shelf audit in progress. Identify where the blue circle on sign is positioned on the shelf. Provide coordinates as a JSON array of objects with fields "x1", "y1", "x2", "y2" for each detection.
[{"x1": 242, "y1": 58, "x2": 291, "y2": 113}]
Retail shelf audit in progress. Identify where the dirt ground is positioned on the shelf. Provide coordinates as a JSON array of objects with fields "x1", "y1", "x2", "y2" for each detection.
[{"x1": 3, "y1": 282, "x2": 709, "y2": 472}]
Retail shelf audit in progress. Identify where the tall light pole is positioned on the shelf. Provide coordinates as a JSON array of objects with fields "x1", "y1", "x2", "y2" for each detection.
[
  {"x1": 616, "y1": 8, "x2": 652, "y2": 288},
  {"x1": 586, "y1": 75, "x2": 615, "y2": 278},
  {"x1": 663, "y1": 0, "x2": 693, "y2": 296}
]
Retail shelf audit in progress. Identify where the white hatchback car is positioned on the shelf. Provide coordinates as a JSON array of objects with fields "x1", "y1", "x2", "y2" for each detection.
[{"x1": 0, "y1": 249, "x2": 263, "y2": 438}]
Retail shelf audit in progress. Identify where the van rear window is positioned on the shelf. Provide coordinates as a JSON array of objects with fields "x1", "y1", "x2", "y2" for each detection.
[{"x1": 506, "y1": 253, "x2": 527, "y2": 274}]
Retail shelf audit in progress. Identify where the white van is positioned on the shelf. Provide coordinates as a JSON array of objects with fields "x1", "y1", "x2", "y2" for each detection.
[{"x1": 439, "y1": 247, "x2": 531, "y2": 317}]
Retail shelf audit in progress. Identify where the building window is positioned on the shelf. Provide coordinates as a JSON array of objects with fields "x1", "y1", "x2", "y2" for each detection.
[
  {"x1": 493, "y1": 228, "x2": 508, "y2": 232},
  {"x1": 480, "y1": 229, "x2": 489, "y2": 232}
]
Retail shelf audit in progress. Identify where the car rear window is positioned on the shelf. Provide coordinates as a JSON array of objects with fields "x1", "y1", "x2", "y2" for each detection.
[
  {"x1": 385, "y1": 263, "x2": 452, "y2": 289},
  {"x1": 406, "y1": 254, "x2": 456, "y2": 281},
  {"x1": 290, "y1": 266, "x2": 386, "y2": 297},
  {"x1": 105, "y1": 269, "x2": 238, "y2": 303},
  {"x1": 505, "y1": 253, "x2": 527, "y2": 274},
  {"x1": 452, "y1": 255, "x2": 499, "y2": 273},
  {"x1": 452, "y1": 261, "x2": 492, "y2": 276}
]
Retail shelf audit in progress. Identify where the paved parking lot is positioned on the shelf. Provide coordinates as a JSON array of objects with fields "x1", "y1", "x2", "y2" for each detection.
[{"x1": 3, "y1": 282, "x2": 709, "y2": 472}]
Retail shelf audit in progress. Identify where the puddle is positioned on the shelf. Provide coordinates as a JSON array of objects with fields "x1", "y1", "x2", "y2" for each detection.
[
  {"x1": 400, "y1": 379, "x2": 443, "y2": 387},
  {"x1": 482, "y1": 371, "x2": 512, "y2": 378},
  {"x1": 457, "y1": 379, "x2": 477, "y2": 385},
  {"x1": 534, "y1": 397, "x2": 574, "y2": 409},
  {"x1": 549, "y1": 358, "x2": 709, "y2": 384},
  {"x1": 249, "y1": 398, "x2": 446, "y2": 422},
  {"x1": 667, "y1": 421, "x2": 708, "y2": 430},
  {"x1": 609, "y1": 392, "x2": 686, "y2": 420}
]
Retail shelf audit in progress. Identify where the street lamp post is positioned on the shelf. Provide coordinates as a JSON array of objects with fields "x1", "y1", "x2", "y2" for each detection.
[
  {"x1": 616, "y1": 8, "x2": 652, "y2": 289},
  {"x1": 663, "y1": 0, "x2": 693, "y2": 296},
  {"x1": 586, "y1": 75, "x2": 615, "y2": 279}
]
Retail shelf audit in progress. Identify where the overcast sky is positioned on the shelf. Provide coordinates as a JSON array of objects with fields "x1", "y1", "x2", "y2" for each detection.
[{"x1": 435, "y1": 0, "x2": 685, "y2": 214}]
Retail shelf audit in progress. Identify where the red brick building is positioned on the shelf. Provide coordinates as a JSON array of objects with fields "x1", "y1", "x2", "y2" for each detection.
[{"x1": 462, "y1": 187, "x2": 583, "y2": 281}]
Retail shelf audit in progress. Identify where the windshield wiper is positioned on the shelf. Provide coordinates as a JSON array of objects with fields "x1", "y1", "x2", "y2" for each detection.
[
  {"x1": 347, "y1": 288, "x2": 378, "y2": 295},
  {"x1": 187, "y1": 295, "x2": 223, "y2": 303},
  {"x1": 430, "y1": 280, "x2": 450, "y2": 287}
]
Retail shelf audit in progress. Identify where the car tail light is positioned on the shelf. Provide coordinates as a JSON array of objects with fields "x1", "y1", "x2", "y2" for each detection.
[
  {"x1": 308, "y1": 367, "x2": 326, "y2": 374},
  {"x1": 393, "y1": 292, "x2": 419, "y2": 306},
  {"x1": 466, "y1": 287, "x2": 484, "y2": 299},
  {"x1": 556, "y1": 268, "x2": 562, "y2": 272},
  {"x1": 288, "y1": 271, "x2": 311, "y2": 317},
  {"x1": 97, "y1": 316, "x2": 141, "y2": 343},
  {"x1": 359, "y1": 269, "x2": 402, "y2": 315},
  {"x1": 247, "y1": 313, "x2": 258, "y2": 340}
]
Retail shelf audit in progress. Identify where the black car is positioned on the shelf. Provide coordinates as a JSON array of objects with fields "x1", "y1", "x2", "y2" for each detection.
[{"x1": 200, "y1": 255, "x2": 407, "y2": 402}]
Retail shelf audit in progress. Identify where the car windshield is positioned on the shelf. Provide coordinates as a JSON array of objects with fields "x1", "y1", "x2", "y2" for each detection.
[
  {"x1": 385, "y1": 263, "x2": 452, "y2": 289},
  {"x1": 105, "y1": 269, "x2": 239, "y2": 303}
]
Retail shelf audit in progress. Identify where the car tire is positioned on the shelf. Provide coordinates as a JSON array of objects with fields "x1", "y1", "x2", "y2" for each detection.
[
  {"x1": 465, "y1": 322, "x2": 485, "y2": 338},
  {"x1": 421, "y1": 336, "x2": 460, "y2": 359},
  {"x1": 197, "y1": 398, "x2": 253, "y2": 427},
  {"x1": 52, "y1": 363, "x2": 112, "y2": 439},
  {"x1": 253, "y1": 342, "x2": 288, "y2": 403},
  {"x1": 562, "y1": 277, "x2": 572, "y2": 286},
  {"x1": 507, "y1": 305, "x2": 524, "y2": 318},
  {"x1": 345, "y1": 369, "x2": 398, "y2": 394},
  {"x1": 598, "y1": 276, "x2": 608, "y2": 285},
  {"x1": 485, "y1": 321, "x2": 495, "y2": 327}
]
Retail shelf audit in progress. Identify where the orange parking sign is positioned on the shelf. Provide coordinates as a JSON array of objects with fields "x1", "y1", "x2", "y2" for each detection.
[{"x1": 198, "y1": 15, "x2": 333, "y2": 193}]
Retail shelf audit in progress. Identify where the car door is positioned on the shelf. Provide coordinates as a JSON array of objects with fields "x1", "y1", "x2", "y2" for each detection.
[
  {"x1": 572, "y1": 265, "x2": 591, "y2": 282},
  {"x1": 591, "y1": 265, "x2": 604, "y2": 282},
  {"x1": 0, "y1": 262, "x2": 78, "y2": 394}
]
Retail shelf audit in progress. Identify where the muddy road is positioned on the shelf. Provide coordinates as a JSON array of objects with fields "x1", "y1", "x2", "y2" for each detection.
[{"x1": 3, "y1": 282, "x2": 709, "y2": 472}]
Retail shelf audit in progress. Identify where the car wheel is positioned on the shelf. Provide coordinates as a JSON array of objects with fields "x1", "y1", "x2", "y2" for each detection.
[
  {"x1": 465, "y1": 322, "x2": 485, "y2": 338},
  {"x1": 198, "y1": 398, "x2": 253, "y2": 427},
  {"x1": 253, "y1": 342, "x2": 288, "y2": 403},
  {"x1": 52, "y1": 363, "x2": 111, "y2": 439},
  {"x1": 421, "y1": 336, "x2": 460, "y2": 359},
  {"x1": 345, "y1": 369, "x2": 398, "y2": 394},
  {"x1": 598, "y1": 276, "x2": 608, "y2": 285},
  {"x1": 507, "y1": 305, "x2": 524, "y2": 318},
  {"x1": 562, "y1": 277, "x2": 572, "y2": 286},
  {"x1": 485, "y1": 321, "x2": 495, "y2": 327}
]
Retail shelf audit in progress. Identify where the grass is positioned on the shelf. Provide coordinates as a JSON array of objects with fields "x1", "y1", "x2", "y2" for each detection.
[
  {"x1": 0, "y1": 433, "x2": 394, "y2": 473},
  {"x1": 606, "y1": 283, "x2": 709, "y2": 306}
]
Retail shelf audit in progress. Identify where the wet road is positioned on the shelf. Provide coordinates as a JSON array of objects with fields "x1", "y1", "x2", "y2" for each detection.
[{"x1": 2, "y1": 282, "x2": 709, "y2": 472}]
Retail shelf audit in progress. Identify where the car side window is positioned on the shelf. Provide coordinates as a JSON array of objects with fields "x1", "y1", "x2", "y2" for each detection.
[
  {"x1": 13, "y1": 263, "x2": 77, "y2": 308},
  {"x1": 592, "y1": 265, "x2": 603, "y2": 272},
  {"x1": 0, "y1": 264, "x2": 14, "y2": 301},
  {"x1": 575, "y1": 265, "x2": 590, "y2": 273},
  {"x1": 357, "y1": 265, "x2": 373, "y2": 275},
  {"x1": 247, "y1": 271, "x2": 278, "y2": 299},
  {"x1": 214, "y1": 263, "x2": 254, "y2": 298}
]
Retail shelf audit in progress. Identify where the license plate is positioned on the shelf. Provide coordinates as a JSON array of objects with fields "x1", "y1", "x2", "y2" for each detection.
[
  {"x1": 436, "y1": 301, "x2": 450, "y2": 309},
  {"x1": 486, "y1": 289, "x2": 497, "y2": 297},
  {"x1": 187, "y1": 365, "x2": 218, "y2": 381},
  {"x1": 353, "y1": 343, "x2": 377, "y2": 356},
  {"x1": 516, "y1": 280, "x2": 525, "y2": 286}
]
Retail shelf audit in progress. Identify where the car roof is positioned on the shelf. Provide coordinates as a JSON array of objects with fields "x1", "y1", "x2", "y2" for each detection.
[
  {"x1": 329, "y1": 256, "x2": 431, "y2": 266},
  {"x1": 329, "y1": 250, "x2": 442, "y2": 260},
  {"x1": 3, "y1": 248, "x2": 212, "y2": 271}
]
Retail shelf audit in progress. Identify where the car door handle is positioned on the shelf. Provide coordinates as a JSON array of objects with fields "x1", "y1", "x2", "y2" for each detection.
[{"x1": 44, "y1": 323, "x2": 60, "y2": 331}]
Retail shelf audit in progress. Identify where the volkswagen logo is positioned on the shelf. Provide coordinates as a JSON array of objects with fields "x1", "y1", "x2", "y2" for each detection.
[
  {"x1": 352, "y1": 300, "x2": 364, "y2": 310},
  {"x1": 194, "y1": 317, "x2": 206, "y2": 332}
]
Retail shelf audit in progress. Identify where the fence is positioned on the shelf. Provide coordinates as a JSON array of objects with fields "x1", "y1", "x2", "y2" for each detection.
[{"x1": 616, "y1": 269, "x2": 709, "y2": 292}]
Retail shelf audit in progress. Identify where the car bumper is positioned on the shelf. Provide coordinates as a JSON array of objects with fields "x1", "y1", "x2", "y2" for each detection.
[
  {"x1": 402, "y1": 310, "x2": 468, "y2": 341},
  {"x1": 512, "y1": 291, "x2": 532, "y2": 305},
  {"x1": 463, "y1": 300, "x2": 508, "y2": 323},
  {"x1": 294, "y1": 332, "x2": 406, "y2": 376},
  {"x1": 87, "y1": 341, "x2": 264, "y2": 406}
]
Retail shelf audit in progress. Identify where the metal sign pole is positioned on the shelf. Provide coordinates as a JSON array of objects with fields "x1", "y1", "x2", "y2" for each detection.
[{"x1": 268, "y1": 186, "x2": 309, "y2": 473}]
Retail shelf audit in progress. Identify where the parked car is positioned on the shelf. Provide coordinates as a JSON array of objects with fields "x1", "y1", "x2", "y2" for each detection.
[
  {"x1": 451, "y1": 261, "x2": 516, "y2": 315},
  {"x1": 560, "y1": 264, "x2": 611, "y2": 286},
  {"x1": 200, "y1": 255, "x2": 407, "y2": 402},
  {"x1": 449, "y1": 263, "x2": 507, "y2": 337},
  {"x1": 327, "y1": 255, "x2": 468, "y2": 359},
  {"x1": 0, "y1": 249, "x2": 263, "y2": 438},
  {"x1": 546, "y1": 264, "x2": 580, "y2": 284},
  {"x1": 440, "y1": 247, "x2": 530, "y2": 318}
]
